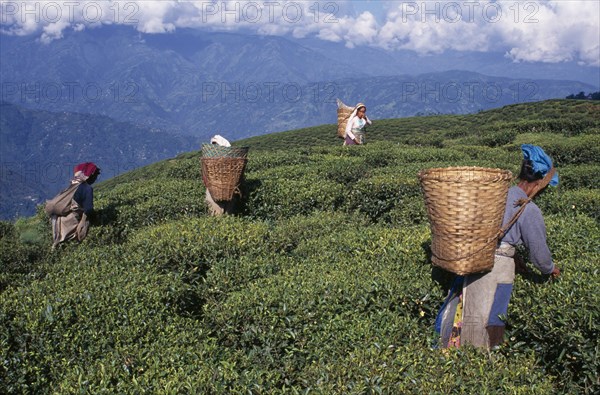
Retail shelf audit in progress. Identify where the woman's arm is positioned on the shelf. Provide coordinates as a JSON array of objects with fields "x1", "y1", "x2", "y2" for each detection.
[
  {"x1": 74, "y1": 183, "x2": 94, "y2": 216},
  {"x1": 345, "y1": 115, "x2": 356, "y2": 138},
  {"x1": 520, "y1": 205, "x2": 554, "y2": 274},
  {"x1": 346, "y1": 129, "x2": 356, "y2": 141}
]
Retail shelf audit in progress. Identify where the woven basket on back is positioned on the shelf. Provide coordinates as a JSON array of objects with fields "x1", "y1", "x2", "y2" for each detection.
[
  {"x1": 337, "y1": 99, "x2": 354, "y2": 138},
  {"x1": 418, "y1": 167, "x2": 513, "y2": 275},
  {"x1": 201, "y1": 144, "x2": 249, "y2": 159},
  {"x1": 201, "y1": 144, "x2": 249, "y2": 202}
]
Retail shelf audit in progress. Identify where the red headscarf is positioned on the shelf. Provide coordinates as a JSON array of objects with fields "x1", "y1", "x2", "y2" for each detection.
[
  {"x1": 74, "y1": 162, "x2": 99, "y2": 177},
  {"x1": 72, "y1": 162, "x2": 100, "y2": 183}
]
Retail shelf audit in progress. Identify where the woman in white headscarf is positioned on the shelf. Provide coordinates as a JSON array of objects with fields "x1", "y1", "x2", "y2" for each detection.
[
  {"x1": 204, "y1": 135, "x2": 235, "y2": 216},
  {"x1": 210, "y1": 134, "x2": 231, "y2": 147},
  {"x1": 344, "y1": 103, "x2": 372, "y2": 145}
]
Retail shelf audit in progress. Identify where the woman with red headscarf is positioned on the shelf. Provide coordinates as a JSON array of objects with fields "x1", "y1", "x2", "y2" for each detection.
[{"x1": 50, "y1": 162, "x2": 100, "y2": 248}]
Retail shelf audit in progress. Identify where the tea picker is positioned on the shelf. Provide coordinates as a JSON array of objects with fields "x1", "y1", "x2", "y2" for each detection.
[
  {"x1": 422, "y1": 145, "x2": 560, "y2": 349},
  {"x1": 46, "y1": 162, "x2": 101, "y2": 248},
  {"x1": 201, "y1": 135, "x2": 249, "y2": 216},
  {"x1": 337, "y1": 99, "x2": 372, "y2": 145}
]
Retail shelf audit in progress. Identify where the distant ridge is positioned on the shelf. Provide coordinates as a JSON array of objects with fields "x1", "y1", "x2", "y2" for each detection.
[
  {"x1": 1, "y1": 26, "x2": 597, "y2": 139},
  {"x1": 0, "y1": 101, "x2": 199, "y2": 220}
]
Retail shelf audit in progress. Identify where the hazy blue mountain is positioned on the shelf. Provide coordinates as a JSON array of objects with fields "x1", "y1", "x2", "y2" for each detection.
[
  {"x1": 294, "y1": 38, "x2": 600, "y2": 87},
  {"x1": 1, "y1": 26, "x2": 597, "y2": 140},
  {"x1": 0, "y1": 27, "x2": 365, "y2": 133},
  {"x1": 0, "y1": 102, "x2": 199, "y2": 220}
]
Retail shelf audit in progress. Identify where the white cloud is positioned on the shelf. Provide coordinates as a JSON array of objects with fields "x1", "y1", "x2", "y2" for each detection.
[
  {"x1": 0, "y1": 0, "x2": 598, "y2": 65},
  {"x1": 343, "y1": 12, "x2": 379, "y2": 47},
  {"x1": 40, "y1": 19, "x2": 70, "y2": 43},
  {"x1": 495, "y1": 1, "x2": 600, "y2": 65},
  {"x1": 134, "y1": 0, "x2": 178, "y2": 33},
  {"x1": 376, "y1": 1, "x2": 599, "y2": 65}
]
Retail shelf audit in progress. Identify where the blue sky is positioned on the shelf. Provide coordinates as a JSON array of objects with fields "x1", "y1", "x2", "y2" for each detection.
[
  {"x1": 1, "y1": 1, "x2": 599, "y2": 66},
  {"x1": 350, "y1": 1, "x2": 387, "y2": 21}
]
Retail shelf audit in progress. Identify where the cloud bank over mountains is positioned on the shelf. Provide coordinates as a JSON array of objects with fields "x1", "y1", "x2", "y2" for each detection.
[{"x1": 1, "y1": 0, "x2": 599, "y2": 66}]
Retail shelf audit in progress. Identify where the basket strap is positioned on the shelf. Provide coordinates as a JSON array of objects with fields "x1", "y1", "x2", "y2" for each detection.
[{"x1": 498, "y1": 167, "x2": 555, "y2": 238}]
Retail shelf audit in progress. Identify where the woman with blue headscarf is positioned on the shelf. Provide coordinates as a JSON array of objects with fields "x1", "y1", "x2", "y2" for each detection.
[{"x1": 437, "y1": 145, "x2": 561, "y2": 349}]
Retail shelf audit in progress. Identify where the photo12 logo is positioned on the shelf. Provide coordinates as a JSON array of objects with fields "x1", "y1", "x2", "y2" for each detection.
[
  {"x1": 0, "y1": 161, "x2": 79, "y2": 184},
  {"x1": 1, "y1": 81, "x2": 139, "y2": 104},
  {"x1": 0, "y1": 161, "x2": 136, "y2": 184},
  {"x1": 1, "y1": 1, "x2": 140, "y2": 24},
  {"x1": 0, "y1": 1, "x2": 340, "y2": 25},
  {"x1": 201, "y1": 81, "x2": 339, "y2": 103},
  {"x1": 196, "y1": 1, "x2": 340, "y2": 24},
  {"x1": 397, "y1": 1, "x2": 540, "y2": 23},
  {"x1": 399, "y1": 81, "x2": 540, "y2": 103}
]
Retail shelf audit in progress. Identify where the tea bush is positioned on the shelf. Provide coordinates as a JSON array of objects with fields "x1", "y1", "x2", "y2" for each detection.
[
  {"x1": 92, "y1": 178, "x2": 206, "y2": 244},
  {"x1": 0, "y1": 214, "x2": 50, "y2": 291},
  {"x1": 245, "y1": 149, "x2": 312, "y2": 172},
  {"x1": 513, "y1": 133, "x2": 600, "y2": 166},
  {"x1": 96, "y1": 152, "x2": 209, "y2": 191},
  {"x1": 535, "y1": 188, "x2": 599, "y2": 221},
  {"x1": 508, "y1": 215, "x2": 600, "y2": 394},
  {"x1": 510, "y1": 119, "x2": 597, "y2": 136},
  {"x1": 1, "y1": 100, "x2": 599, "y2": 394},
  {"x1": 479, "y1": 129, "x2": 518, "y2": 147},
  {"x1": 125, "y1": 216, "x2": 272, "y2": 281},
  {"x1": 2, "y1": 246, "x2": 167, "y2": 392},
  {"x1": 557, "y1": 164, "x2": 600, "y2": 190},
  {"x1": 343, "y1": 173, "x2": 423, "y2": 223},
  {"x1": 242, "y1": 176, "x2": 345, "y2": 220}
]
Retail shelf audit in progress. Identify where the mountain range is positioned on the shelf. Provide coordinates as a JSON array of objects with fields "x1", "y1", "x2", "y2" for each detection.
[
  {"x1": 1, "y1": 25, "x2": 598, "y2": 219},
  {"x1": 1, "y1": 26, "x2": 597, "y2": 139},
  {"x1": 0, "y1": 101, "x2": 198, "y2": 220}
]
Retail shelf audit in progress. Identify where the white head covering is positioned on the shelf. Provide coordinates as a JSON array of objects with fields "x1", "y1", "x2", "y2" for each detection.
[
  {"x1": 345, "y1": 103, "x2": 368, "y2": 137},
  {"x1": 210, "y1": 135, "x2": 231, "y2": 147}
]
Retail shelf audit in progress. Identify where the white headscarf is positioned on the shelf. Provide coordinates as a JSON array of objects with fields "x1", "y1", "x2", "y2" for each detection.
[
  {"x1": 210, "y1": 135, "x2": 231, "y2": 147},
  {"x1": 345, "y1": 103, "x2": 370, "y2": 137}
]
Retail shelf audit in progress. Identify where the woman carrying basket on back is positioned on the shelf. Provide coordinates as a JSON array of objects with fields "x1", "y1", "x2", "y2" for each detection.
[
  {"x1": 344, "y1": 103, "x2": 371, "y2": 145},
  {"x1": 436, "y1": 145, "x2": 561, "y2": 349},
  {"x1": 204, "y1": 135, "x2": 236, "y2": 216},
  {"x1": 48, "y1": 162, "x2": 101, "y2": 248}
]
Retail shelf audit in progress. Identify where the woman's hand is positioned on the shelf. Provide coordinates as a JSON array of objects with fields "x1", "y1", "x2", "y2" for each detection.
[{"x1": 550, "y1": 266, "x2": 561, "y2": 278}]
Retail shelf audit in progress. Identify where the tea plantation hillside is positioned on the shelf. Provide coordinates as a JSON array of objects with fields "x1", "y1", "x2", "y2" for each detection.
[{"x1": 1, "y1": 100, "x2": 599, "y2": 394}]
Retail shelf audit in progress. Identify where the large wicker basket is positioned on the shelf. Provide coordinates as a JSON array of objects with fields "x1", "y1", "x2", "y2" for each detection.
[
  {"x1": 418, "y1": 167, "x2": 513, "y2": 275},
  {"x1": 201, "y1": 144, "x2": 249, "y2": 202},
  {"x1": 337, "y1": 99, "x2": 353, "y2": 138},
  {"x1": 201, "y1": 144, "x2": 249, "y2": 158}
]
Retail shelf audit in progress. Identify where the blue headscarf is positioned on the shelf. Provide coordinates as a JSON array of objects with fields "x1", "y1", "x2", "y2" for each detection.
[{"x1": 521, "y1": 144, "x2": 559, "y2": 186}]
